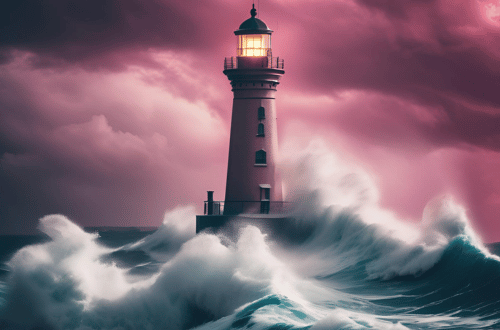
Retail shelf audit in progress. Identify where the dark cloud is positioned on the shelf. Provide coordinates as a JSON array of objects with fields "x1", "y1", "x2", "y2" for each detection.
[
  {"x1": 356, "y1": 0, "x2": 438, "y2": 18},
  {"x1": 0, "y1": 0, "x2": 236, "y2": 70}
]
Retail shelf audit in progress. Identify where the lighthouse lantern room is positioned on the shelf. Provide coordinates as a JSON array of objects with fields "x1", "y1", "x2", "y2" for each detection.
[{"x1": 235, "y1": 5, "x2": 272, "y2": 57}]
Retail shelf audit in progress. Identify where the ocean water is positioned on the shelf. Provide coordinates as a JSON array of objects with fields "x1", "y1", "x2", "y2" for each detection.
[{"x1": 1, "y1": 142, "x2": 500, "y2": 330}]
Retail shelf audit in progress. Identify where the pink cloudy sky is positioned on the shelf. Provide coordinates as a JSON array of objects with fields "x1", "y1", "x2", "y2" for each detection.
[{"x1": 1, "y1": 0, "x2": 500, "y2": 241}]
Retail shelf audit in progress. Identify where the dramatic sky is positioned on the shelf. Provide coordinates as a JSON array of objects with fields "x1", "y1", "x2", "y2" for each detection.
[{"x1": 1, "y1": 0, "x2": 500, "y2": 241}]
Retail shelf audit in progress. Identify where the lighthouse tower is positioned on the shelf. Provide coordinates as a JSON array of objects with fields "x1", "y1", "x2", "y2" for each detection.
[
  {"x1": 196, "y1": 5, "x2": 286, "y2": 233},
  {"x1": 224, "y1": 5, "x2": 284, "y2": 215}
]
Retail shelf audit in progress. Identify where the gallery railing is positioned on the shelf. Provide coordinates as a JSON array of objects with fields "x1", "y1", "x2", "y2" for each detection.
[{"x1": 224, "y1": 57, "x2": 284, "y2": 70}]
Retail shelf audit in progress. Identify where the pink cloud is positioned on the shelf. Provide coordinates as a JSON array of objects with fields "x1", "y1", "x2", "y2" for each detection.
[
  {"x1": 0, "y1": 54, "x2": 228, "y2": 233},
  {"x1": 0, "y1": 0, "x2": 499, "y2": 241}
]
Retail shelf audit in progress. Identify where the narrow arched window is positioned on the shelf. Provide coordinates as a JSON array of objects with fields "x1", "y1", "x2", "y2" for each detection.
[
  {"x1": 258, "y1": 107, "x2": 265, "y2": 120},
  {"x1": 257, "y1": 123, "x2": 264, "y2": 136},
  {"x1": 255, "y1": 149, "x2": 266, "y2": 164}
]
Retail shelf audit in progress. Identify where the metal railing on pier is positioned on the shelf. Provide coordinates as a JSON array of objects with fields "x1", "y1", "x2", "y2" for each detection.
[{"x1": 203, "y1": 200, "x2": 293, "y2": 215}]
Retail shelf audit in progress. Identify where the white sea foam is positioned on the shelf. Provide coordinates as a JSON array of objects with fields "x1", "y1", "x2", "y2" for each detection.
[
  {"x1": 0, "y1": 139, "x2": 495, "y2": 329},
  {"x1": 1, "y1": 214, "x2": 308, "y2": 329}
]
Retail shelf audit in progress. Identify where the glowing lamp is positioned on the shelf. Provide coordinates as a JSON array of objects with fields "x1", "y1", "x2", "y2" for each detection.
[{"x1": 237, "y1": 34, "x2": 270, "y2": 57}]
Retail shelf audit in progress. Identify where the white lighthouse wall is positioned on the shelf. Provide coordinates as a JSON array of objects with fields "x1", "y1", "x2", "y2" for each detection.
[{"x1": 224, "y1": 84, "x2": 282, "y2": 205}]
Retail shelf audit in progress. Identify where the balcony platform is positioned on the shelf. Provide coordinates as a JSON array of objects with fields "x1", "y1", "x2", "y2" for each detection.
[{"x1": 195, "y1": 213, "x2": 314, "y2": 244}]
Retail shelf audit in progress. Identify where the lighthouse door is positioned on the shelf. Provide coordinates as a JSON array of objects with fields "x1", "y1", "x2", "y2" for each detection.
[{"x1": 260, "y1": 185, "x2": 271, "y2": 214}]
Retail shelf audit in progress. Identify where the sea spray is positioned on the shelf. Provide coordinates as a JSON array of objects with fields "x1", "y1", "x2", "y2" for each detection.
[
  {"x1": 123, "y1": 205, "x2": 197, "y2": 261},
  {"x1": 279, "y1": 140, "x2": 487, "y2": 281}
]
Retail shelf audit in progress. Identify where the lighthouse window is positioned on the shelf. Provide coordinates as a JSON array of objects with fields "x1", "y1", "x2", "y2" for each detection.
[
  {"x1": 255, "y1": 150, "x2": 266, "y2": 164},
  {"x1": 258, "y1": 107, "x2": 265, "y2": 119},
  {"x1": 257, "y1": 123, "x2": 265, "y2": 136}
]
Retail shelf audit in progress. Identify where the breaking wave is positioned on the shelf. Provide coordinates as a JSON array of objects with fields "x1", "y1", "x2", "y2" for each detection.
[{"x1": 1, "y1": 140, "x2": 499, "y2": 329}]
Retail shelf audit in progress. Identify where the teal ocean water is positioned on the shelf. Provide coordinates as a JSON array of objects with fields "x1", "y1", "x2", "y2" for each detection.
[{"x1": 1, "y1": 201, "x2": 499, "y2": 330}]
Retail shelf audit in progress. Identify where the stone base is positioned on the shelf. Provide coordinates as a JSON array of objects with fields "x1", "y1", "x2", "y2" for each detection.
[{"x1": 196, "y1": 214, "x2": 314, "y2": 244}]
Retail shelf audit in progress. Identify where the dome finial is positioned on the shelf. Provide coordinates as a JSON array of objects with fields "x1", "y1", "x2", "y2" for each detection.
[{"x1": 251, "y1": 4, "x2": 257, "y2": 17}]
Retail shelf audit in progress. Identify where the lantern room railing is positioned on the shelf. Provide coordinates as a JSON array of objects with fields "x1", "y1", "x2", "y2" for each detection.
[{"x1": 224, "y1": 57, "x2": 284, "y2": 70}]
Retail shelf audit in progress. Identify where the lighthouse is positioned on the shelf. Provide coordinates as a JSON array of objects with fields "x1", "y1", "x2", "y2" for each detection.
[
  {"x1": 224, "y1": 4, "x2": 284, "y2": 214},
  {"x1": 196, "y1": 5, "x2": 286, "y2": 233}
]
